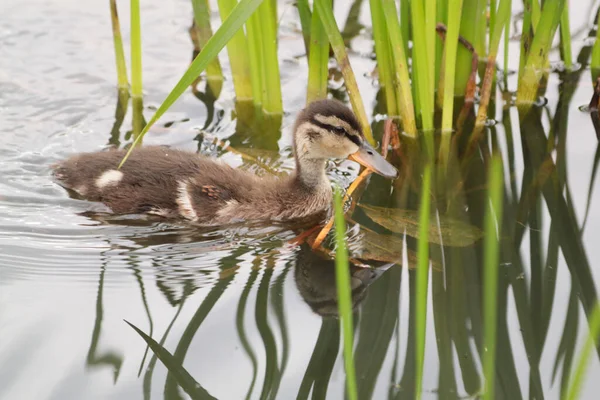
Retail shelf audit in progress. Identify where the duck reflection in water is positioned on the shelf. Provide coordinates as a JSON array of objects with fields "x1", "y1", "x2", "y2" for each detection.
[{"x1": 294, "y1": 243, "x2": 393, "y2": 317}]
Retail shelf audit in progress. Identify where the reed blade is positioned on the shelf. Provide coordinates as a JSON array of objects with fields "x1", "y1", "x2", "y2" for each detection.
[
  {"x1": 517, "y1": 0, "x2": 567, "y2": 105},
  {"x1": 380, "y1": 0, "x2": 417, "y2": 136},
  {"x1": 333, "y1": 188, "x2": 358, "y2": 400},
  {"x1": 307, "y1": 3, "x2": 329, "y2": 103},
  {"x1": 130, "y1": 0, "x2": 144, "y2": 139},
  {"x1": 296, "y1": 0, "x2": 312, "y2": 55},
  {"x1": 410, "y1": 0, "x2": 434, "y2": 131},
  {"x1": 369, "y1": 0, "x2": 398, "y2": 116},
  {"x1": 130, "y1": 0, "x2": 142, "y2": 97},
  {"x1": 592, "y1": 8, "x2": 600, "y2": 81},
  {"x1": 191, "y1": 0, "x2": 225, "y2": 95},
  {"x1": 564, "y1": 304, "x2": 600, "y2": 400},
  {"x1": 467, "y1": 0, "x2": 511, "y2": 149},
  {"x1": 559, "y1": 4, "x2": 573, "y2": 70},
  {"x1": 246, "y1": 10, "x2": 264, "y2": 105},
  {"x1": 483, "y1": 155, "x2": 504, "y2": 400},
  {"x1": 257, "y1": 0, "x2": 282, "y2": 114},
  {"x1": 314, "y1": 0, "x2": 375, "y2": 145},
  {"x1": 217, "y1": 0, "x2": 254, "y2": 101},
  {"x1": 415, "y1": 164, "x2": 432, "y2": 400},
  {"x1": 439, "y1": 0, "x2": 465, "y2": 163},
  {"x1": 455, "y1": 0, "x2": 486, "y2": 95},
  {"x1": 110, "y1": 0, "x2": 128, "y2": 90},
  {"x1": 119, "y1": 0, "x2": 264, "y2": 167}
]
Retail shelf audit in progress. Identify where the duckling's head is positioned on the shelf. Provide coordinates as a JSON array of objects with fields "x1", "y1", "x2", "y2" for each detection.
[{"x1": 293, "y1": 99, "x2": 397, "y2": 181}]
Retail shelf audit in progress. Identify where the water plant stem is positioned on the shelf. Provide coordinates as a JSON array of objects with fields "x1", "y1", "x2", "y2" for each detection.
[
  {"x1": 467, "y1": 0, "x2": 511, "y2": 149},
  {"x1": 483, "y1": 155, "x2": 504, "y2": 400},
  {"x1": 411, "y1": 0, "x2": 434, "y2": 131},
  {"x1": 130, "y1": 0, "x2": 144, "y2": 139},
  {"x1": 332, "y1": 187, "x2": 358, "y2": 400},
  {"x1": 369, "y1": 0, "x2": 399, "y2": 117},
  {"x1": 415, "y1": 164, "x2": 432, "y2": 399},
  {"x1": 517, "y1": 0, "x2": 567, "y2": 105},
  {"x1": 130, "y1": 0, "x2": 142, "y2": 98},
  {"x1": 592, "y1": 7, "x2": 600, "y2": 81},
  {"x1": 217, "y1": 0, "x2": 254, "y2": 101},
  {"x1": 191, "y1": 0, "x2": 224, "y2": 95},
  {"x1": 439, "y1": 0, "x2": 464, "y2": 162},
  {"x1": 296, "y1": 0, "x2": 311, "y2": 54},
  {"x1": 110, "y1": 0, "x2": 128, "y2": 90},
  {"x1": 380, "y1": 0, "x2": 417, "y2": 136},
  {"x1": 564, "y1": 303, "x2": 600, "y2": 400},
  {"x1": 307, "y1": 3, "x2": 329, "y2": 103},
  {"x1": 119, "y1": 0, "x2": 265, "y2": 167},
  {"x1": 257, "y1": 0, "x2": 282, "y2": 114},
  {"x1": 315, "y1": 0, "x2": 375, "y2": 145},
  {"x1": 560, "y1": 4, "x2": 573, "y2": 70}
]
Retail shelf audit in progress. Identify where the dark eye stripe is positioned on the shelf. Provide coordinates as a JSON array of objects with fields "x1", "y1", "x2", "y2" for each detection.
[
  {"x1": 344, "y1": 132, "x2": 362, "y2": 146},
  {"x1": 311, "y1": 119, "x2": 362, "y2": 146}
]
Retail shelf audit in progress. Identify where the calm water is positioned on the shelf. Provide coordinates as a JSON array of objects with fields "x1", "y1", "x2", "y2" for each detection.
[{"x1": 1, "y1": 0, "x2": 600, "y2": 399}]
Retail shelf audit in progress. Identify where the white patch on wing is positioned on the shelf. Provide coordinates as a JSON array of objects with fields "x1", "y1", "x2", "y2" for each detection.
[
  {"x1": 176, "y1": 181, "x2": 198, "y2": 221},
  {"x1": 95, "y1": 170, "x2": 124, "y2": 189}
]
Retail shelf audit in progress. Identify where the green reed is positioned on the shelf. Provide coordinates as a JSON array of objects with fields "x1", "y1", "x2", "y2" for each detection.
[
  {"x1": 130, "y1": 0, "x2": 142, "y2": 98},
  {"x1": 369, "y1": 0, "x2": 398, "y2": 117},
  {"x1": 109, "y1": 0, "x2": 128, "y2": 90},
  {"x1": 217, "y1": 0, "x2": 253, "y2": 101},
  {"x1": 468, "y1": 0, "x2": 511, "y2": 147},
  {"x1": 245, "y1": 9, "x2": 264, "y2": 104},
  {"x1": 380, "y1": 0, "x2": 417, "y2": 136},
  {"x1": 411, "y1": 1, "x2": 434, "y2": 131},
  {"x1": 130, "y1": 0, "x2": 144, "y2": 139},
  {"x1": 306, "y1": 2, "x2": 329, "y2": 103},
  {"x1": 482, "y1": 155, "x2": 504, "y2": 400},
  {"x1": 438, "y1": 0, "x2": 464, "y2": 160},
  {"x1": 191, "y1": 0, "x2": 224, "y2": 95},
  {"x1": 415, "y1": 164, "x2": 432, "y2": 399},
  {"x1": 564, "y1": 304, "x2": 600, "y2": 400},
  {"x1": 455, "y1": 0, "x2": 484, "y2": 95},
  {"x1": 119, "y1": 0, "x2": 264, "y2": 167},
  {"x1": 560, "y1": 5, "x2": 573, "y2": 70},
  {"x1": 296, "y1": 0, "x2": 311, "y2": 54},
  {"x1": 592, "y1": 10, "x2": 600, "y2": 82},
  {"x1": 517, "y1": 0, "x2": 567, "y2": 106},
  {"x1": 314, "y1": 0, "x2": 375, "y2": 145},
  {"x1": 332, "y1": 188, "x2": 358, "y2": 400},
  {"x1": 256, "y1": 0, "x2": 282, "y2": 114}
]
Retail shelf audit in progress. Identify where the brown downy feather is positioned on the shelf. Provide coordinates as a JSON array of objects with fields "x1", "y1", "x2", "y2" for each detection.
[{"x1": 52, "y1": 146, "x2": 332, "y2": 225}]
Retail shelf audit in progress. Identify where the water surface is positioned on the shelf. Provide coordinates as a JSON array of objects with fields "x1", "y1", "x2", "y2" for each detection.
[{"x1": 1, "y1": 0, "x2": 600, "y2": 399}]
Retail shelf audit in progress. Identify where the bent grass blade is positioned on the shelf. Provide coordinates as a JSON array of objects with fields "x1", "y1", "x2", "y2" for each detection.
[{"x1": 119, "y1": 0, "x2": 265, "y2": 168}]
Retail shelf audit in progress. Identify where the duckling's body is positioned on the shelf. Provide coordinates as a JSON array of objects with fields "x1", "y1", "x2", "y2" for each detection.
[
  {"x1": 53, "y1": 146, "x2": 331, "y2": 224},
  {"x1": 52, "y1": 100, "x2": 396, "y2": 225}
]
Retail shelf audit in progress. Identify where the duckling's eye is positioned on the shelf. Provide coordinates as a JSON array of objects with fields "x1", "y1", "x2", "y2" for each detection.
[{"x1": 332, "y1": 126, "x2": 346, "y2": 135}]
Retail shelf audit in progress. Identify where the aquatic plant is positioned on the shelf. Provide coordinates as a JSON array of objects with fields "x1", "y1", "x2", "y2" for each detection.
[
  {"x1": 332, "y1": 188, "x2": 358, "y2": 400},
  {"x1": 103, "y1": 1, "x2": 600, "y2": 399}
]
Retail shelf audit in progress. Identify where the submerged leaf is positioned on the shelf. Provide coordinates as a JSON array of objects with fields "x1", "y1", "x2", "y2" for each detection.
[
  {"x1": 354, "y1": 228, "x2": 442, "y2": 271},
  {"x1": 125, "y1": 321, "x2": 217, "y2": 400},
  {"x1": 359, "y1": 204, "x2": 483, "y2": 247},
  {"x1": 306, "y1": 225, "x2": 441, "y2": 271}
]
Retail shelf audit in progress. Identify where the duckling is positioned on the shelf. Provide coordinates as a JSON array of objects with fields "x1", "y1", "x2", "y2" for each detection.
[{"x1": 52, "y1": 99, "x2": 397, "y2": 225}]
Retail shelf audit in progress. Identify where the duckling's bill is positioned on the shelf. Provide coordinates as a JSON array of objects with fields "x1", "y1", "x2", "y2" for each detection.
[{"x1": 349, "y1": 142, "x2": 398, "y2": 179}]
